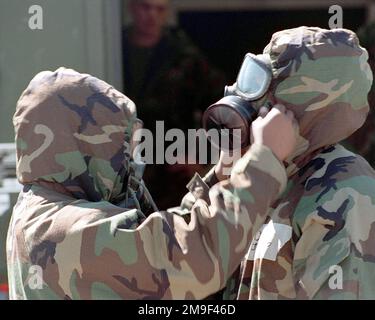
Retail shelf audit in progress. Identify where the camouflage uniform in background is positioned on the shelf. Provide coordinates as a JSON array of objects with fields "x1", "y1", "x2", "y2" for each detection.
[
  {"x1": 123, "y1": 26, "x2": 226, "y2": 209},
  {"x1": 123, "y1": 26, "x2": 225, "y2": 132},
  {"x1": 185, "y1": 27, "x2": 375, "y2": 299},
  {"x1": 343, "y1": 23, "x2": 375, "y2": 167},
  {"x1": 7, "y1": 67, "x2": 287, "y2": 299}
]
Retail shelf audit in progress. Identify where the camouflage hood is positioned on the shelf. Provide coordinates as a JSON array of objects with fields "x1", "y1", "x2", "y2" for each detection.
[
  {"x1": 222, "y1": 28, "x2": 375, "y2": 301},
  {"x1": 263, "y1": 27, "x2": 373, "y2": 175},
  {"x1": 13, "y1": 68, "x2": 139, "y2": 203}
]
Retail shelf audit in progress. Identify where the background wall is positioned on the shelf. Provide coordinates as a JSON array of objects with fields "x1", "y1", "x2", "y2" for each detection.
[{"x1": 0, "y1": 0, "x2": 123, "y2": 143}]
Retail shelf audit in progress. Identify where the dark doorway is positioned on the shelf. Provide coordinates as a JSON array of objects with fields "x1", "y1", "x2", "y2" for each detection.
[{"x1": 179, "y1": 7, "x2": 367, "y2": 80}]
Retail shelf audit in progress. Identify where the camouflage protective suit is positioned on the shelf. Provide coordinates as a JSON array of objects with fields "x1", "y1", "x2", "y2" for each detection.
[
  {"x1": 209, "y1": 27, "x2": 374, "y2": 299},
  {"x1": 7, "y1": 68, "x2": 287, "y2": 299}
]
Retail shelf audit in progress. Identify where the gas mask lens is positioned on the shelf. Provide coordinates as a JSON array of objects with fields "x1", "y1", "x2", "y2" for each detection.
[
  {"x1": 236, "y1": 54, "x2": 272, "y2": 99},
  {"x1": 203, "y1": 53, "x2": 272, "y2": 151}
]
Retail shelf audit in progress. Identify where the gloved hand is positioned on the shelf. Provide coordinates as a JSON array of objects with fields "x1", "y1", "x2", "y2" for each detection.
[
  {"x1": 251, "y1": 104, "x2": 298, "y2": 162},
  {"x1": 215, "y1": 104, "x2": 298, "y2": 181}
]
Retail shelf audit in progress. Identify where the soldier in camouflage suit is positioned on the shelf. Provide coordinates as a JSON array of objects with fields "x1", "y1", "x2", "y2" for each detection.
[
  {"x1": 6, "y1": 67, "x2": 296, "y2": 299},
  {"x1": 202, "y1": 26, "x2": 374, "y2": 299}
]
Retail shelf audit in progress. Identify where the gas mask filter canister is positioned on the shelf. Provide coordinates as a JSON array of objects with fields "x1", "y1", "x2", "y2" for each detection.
[{"x1": 203, "y1": 53, "x2": 273, "y2": 150}]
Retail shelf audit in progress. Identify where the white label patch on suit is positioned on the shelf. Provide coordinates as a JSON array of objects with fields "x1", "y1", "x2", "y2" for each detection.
[{"x1": 246, "y1": 221, "x2": 292, "y2": 261}]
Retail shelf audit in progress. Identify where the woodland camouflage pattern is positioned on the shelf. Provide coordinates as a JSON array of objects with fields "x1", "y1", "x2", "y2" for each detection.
[
  {"x1": 215, "y1": 27, "x2": 375, "y2": 299},
  {"x1": 7, "y1": 68, "x2": 287, "y2": 299}
]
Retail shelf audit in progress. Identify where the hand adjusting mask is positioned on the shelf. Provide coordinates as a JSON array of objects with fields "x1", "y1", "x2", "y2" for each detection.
[{"x1": 203, "y1": 53, "x2": 273, "y2": 150}]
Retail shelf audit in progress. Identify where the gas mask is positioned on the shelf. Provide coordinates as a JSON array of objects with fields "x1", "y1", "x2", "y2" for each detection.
[{"x1": 203, "y1": 53, "x2": 273, "y2": 150}]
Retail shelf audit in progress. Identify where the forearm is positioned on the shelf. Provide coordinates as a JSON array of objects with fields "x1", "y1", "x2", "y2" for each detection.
[{"x1": 156, "y1": 143, "x2": 287, "y2": 297}]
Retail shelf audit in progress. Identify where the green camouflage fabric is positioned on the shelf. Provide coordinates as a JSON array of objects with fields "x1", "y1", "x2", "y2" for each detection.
[
  {"x1": 6, "y1": 67, "x2": 287, "y2": 299},
  {"x1": 217, "y1": 27, "x2": 375, "y2": 299}
]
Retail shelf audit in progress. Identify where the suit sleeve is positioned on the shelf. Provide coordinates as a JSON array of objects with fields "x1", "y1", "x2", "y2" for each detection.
[
  {"x1": 60, "y1": 144, "x2": 287, "y2": 299},
  {"x1": 293, "y1": 166, "x2": 375, "y2": 299}
]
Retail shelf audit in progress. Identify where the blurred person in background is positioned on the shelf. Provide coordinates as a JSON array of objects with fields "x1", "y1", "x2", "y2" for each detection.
[
  {"x1": 122, "y1": 0, "x2": 226, "y2": 209},
  {"x1": 343, "y1": 23, "x2": 375, "y2": 167}
]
